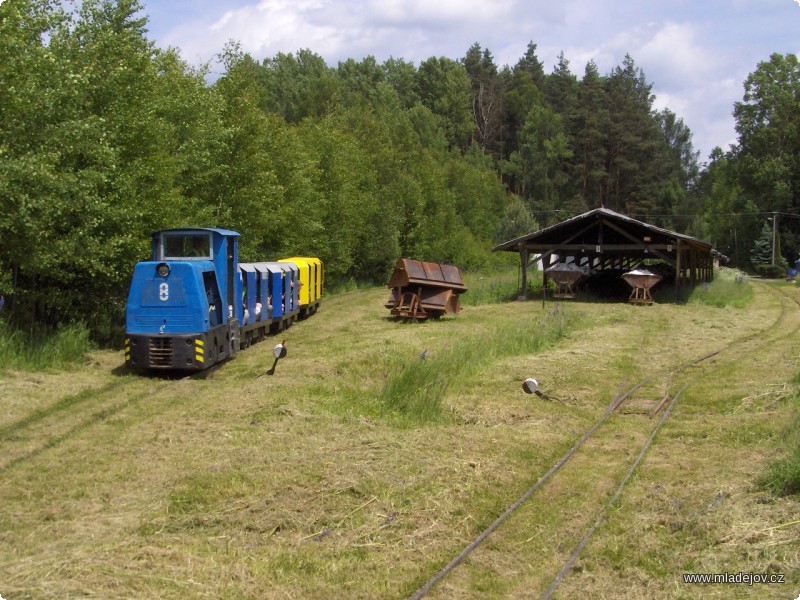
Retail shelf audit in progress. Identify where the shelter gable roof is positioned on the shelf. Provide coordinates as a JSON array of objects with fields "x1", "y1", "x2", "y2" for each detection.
[{"x1": 492, "y1": 208, "x2": 711, "y2": 252}]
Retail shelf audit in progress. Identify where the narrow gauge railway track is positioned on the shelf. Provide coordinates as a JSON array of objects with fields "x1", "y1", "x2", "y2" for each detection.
[
  {"x1": 0, "y1": 368, "x2": 213, "y2": 473},
  {"x1": 411, "y1": 281, "x2": 800, "y2": 599}
]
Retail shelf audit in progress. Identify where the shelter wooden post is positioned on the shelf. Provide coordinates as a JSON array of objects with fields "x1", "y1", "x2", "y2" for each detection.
[
  {"x1": 674, "y1": 239, "x2": 682, "y2": 302},
  {"x1": 518, "y1": 245, "x2": 528, "y2": 301},
  {"x1": 541, "y1": 253, "x2": 551, "y2": 308}
]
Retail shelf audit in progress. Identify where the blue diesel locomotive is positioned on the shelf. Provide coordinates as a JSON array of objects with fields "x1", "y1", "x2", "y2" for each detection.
[{"x1": 124, "y1": 228, "x2": 322, "y2": 370}]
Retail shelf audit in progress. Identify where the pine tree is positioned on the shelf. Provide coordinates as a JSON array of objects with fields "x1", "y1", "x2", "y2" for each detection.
[{"x1": 750, "y1": 222, "x2": 773, "y2": 266}]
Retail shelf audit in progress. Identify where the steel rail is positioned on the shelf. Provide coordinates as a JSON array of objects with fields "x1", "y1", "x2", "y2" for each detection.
[
  {"x1": 411, "y1": 282, "x2": 800, "y2": 598},
  {"x1": 409, "y1": 382, "x2": 628, "y2": 600},
  {"x1": 409, "y1": 349, "x2": 726, "y2": 600},
  {"x1": 539, "y1": 382, "x2": 690, "y2": 600}
]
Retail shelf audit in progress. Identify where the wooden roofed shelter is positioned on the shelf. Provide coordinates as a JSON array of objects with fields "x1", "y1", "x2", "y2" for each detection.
[{"x1": 492, "y1": 208, "x2": 714, "y2": 302}]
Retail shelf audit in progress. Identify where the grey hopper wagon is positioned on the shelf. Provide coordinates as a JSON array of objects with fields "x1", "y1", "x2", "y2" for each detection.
[
  {"x1": 622, "y1": 269, "x2": 663, "y2": 304},
  {"x1": 545, "y1": 262, "x2": 589, "y2": 298}
]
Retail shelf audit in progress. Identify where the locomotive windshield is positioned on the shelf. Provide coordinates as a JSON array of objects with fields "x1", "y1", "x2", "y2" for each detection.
[{"x1": 162, "y1": 233, "x2": 211, "y2": 259}]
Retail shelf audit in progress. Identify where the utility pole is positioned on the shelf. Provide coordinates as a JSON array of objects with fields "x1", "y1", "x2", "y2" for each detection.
[{"x1": 772, "y1": 212, "x2": 778, "y2": 265}]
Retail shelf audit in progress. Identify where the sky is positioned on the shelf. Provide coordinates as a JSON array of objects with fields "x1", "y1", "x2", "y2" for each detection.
[{"x1": 141, "y1": 0, "x2": 800, "y2": 162}]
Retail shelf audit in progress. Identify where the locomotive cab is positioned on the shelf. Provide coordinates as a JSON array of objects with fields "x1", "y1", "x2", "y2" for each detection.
[{"x1": 125, "y1": 228, "x2": 241, "y2": 370}]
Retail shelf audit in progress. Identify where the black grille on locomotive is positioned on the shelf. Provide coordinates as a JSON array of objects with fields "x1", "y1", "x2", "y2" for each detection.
[{"x1": 148, "y1": 337, "x2": 173, "y2": 367}]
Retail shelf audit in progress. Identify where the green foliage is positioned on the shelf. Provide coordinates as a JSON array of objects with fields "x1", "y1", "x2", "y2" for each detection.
[
  {"x1": 754, "y1": 263, "x2": 786, "y2": 279},
  {"x1": 687, "y1": 268, "x2": 753, "y2": 308},
  {"x1": 494, "y1": 195, "x2": 538, "y2": 244},
  {"x1": 0, "y1": 0, "x2": 190, "y2": 335},
  {"x1": 602, "y1": 56, "x2": 667, "y2": 216},
  {"x1": 734, "y1": 54, "x2": 800, "y2": 208},
  {"x1": 514, "y1": 103, "x2": 574, "y2": 212},
  {"x1": 460, "y1": 265, "x2": 520, "y2": 306},
  {"x1": 757, "y1": 387, "x2": 800, "y2": 496},
  {"x1": 417, "y1": 56, "x2": 473, "y2": 149},
  {"x1": 0, "y1": 4, "x2": 516, "y2": 339},
  {"x1": 3, "y1": 1, "x2": 796, "y2": 352},
  {"x1": 261, "y1": 49, "x2": 338, "y2": 122},
  {"x1": 749, "y1": 220, "x2": 788, "y2": 278},
  {"x1": 750, "y1": 222, "x2": 774, "y2": 266},
  {"x1": 697, "y1": 151, "x2": 762, "y2": 270},
  {"x1": 0, "y1": 320, "x2": 94, "y2": 372}
]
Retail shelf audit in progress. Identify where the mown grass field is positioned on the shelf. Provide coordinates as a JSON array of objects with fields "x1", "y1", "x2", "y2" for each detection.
[{"x1": 0, "y1": 273, "x2": 798, "y2": 599}]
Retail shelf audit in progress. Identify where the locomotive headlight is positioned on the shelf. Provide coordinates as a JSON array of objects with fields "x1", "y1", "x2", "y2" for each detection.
[{"x1": 156, "y1": 263, "x2": 170, "y2": 278}]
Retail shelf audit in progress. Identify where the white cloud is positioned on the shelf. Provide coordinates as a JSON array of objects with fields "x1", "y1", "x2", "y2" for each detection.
[
  {"x1": 165, "y1": 0, "x2": 344, "y2": 65},
  {"x1": 637, "y1": 22, "x2": 719, "y2": 88},
  {"x1": 150, "y1": 0, "x2": 799, "y2": 157},
  {"x1": 551, "y1": 19, "x2": 735, "y2": 157},
  {"x1": 367, "y1": 0, "x2": 516, "y2": 26},
  {"x1": 165, "y1": 0, "x2": 552, "y2": 67}
]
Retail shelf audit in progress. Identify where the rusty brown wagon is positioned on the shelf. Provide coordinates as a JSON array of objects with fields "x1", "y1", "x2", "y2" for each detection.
[
  {"x1": 385, "y1": 259, "x2": 467, "y2": 319},
  {"x1": 622, "y1": 269, "x2": 662, "y2": 304}
]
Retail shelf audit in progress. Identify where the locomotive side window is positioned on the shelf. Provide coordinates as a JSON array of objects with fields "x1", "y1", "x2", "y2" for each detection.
[{"x1": 163, "y1": 233, "x2": 211, "y2": 259}]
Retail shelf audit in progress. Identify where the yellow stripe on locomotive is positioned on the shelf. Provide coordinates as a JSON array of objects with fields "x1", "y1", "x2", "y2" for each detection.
[{"x1": 195, "y1": 339, "x2": 204, "y2": 363}]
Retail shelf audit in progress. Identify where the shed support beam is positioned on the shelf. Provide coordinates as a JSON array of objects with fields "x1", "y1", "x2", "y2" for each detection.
[
  {"x1": 675, "y1": 239, "x2": 682, "y2": 302},
  {"x1": 518, "y1": 245, "x2": 528, "y2": 301}
]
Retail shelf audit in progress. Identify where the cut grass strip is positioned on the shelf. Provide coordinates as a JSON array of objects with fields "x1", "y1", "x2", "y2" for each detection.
[{"x1": 378, "y1": 305, "x2": 581, "y2": 425}]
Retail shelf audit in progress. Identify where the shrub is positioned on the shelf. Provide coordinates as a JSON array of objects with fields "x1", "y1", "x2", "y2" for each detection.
[
  {"x1": 754, "y1": 263, "x2": 786, "y2": 279},
  {"x1": 0, "y1": 321, "x2": 94, "y2": 373},
  {"x1": 688, "y1": 268, "x2": 753, "y2": 308},
  {"x1": 460, "y1": 267, "x2": 520, "y2": 306},
  {"x1": 757, "y1": 372, "x2": 800, "y2": 496},
  {"x1": 757, "y1": 417, "x2": 800, "y2": 496}
]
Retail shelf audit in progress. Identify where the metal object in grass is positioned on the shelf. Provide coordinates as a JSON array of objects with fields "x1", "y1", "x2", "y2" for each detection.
[
  {"x1": 622, "y1": 268, "x2": 662, "y2": 304},
  {"x1": 265, "y1": 339, "x2": 287, "y2": 376},
  {"x1": 522, "y1": 377, "x2": 561, "y2": 401},
  {"x1": 522, "y1": 377, "x2": 539, "y2": 395}
]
